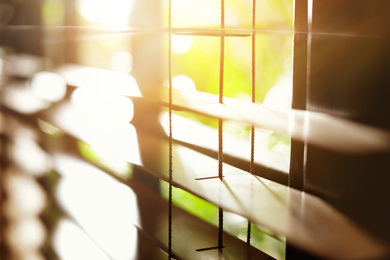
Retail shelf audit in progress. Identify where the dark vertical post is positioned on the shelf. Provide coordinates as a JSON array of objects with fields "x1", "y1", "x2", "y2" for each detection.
[
  {"x1": 286, "y1": 0, "x2": 308, "y2": 258},
  {"x1": 289, "y1": 0, "x2": 308, "y2": 191},
  {"x1": 305, "y1": 0, "x2": 390, "y2": 245}
]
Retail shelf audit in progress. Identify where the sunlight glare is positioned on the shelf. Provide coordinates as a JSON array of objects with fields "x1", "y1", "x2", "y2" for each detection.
[
  {"x1": 71, "y1": 87, "x2": 134, "y2": 128},
  {"x1": 30, "y1": 72, "x2": 67, "y2": 102},
  {"x1": 3, "y1": 82, "x2": 49, "y2": 114},
  {"x1": 54, "y1": 219, "x2": 111, "y2": 260},
  {"x1": 308, "y1": 0, "x2": 313, "y2": 26},
  {"x1": 263, "y1": 75, "x2": 292, "y2": 110},
  {"x1": 54, "y1": 155, "x2": 139, "y2": 260},
  {"x1": 172, "y1": 35, "x2": 193, "y2": 55},
  {"x1": 54, "y1": 103, "x2": 142, "y2": 166},
  {"x1": 164, "y1": 75, "x2": 196, "y2": 91},
  {"x1": 92, "y1": 123, "x2": 142, "y2": 165},
  {"x1": 57, "y1": 65, "x2": 141, "y2": 97},
  {"x1": 110, "y1": 51, "x2": 133, "y2": 74},
  {"x1": 78, "y1": 0, "x2": 134, "y2": 27},
  {"x1": 171, "y1": 0, "x2": 220, "y2": 27}
]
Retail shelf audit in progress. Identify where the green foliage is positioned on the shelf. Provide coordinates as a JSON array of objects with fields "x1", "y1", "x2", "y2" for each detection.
[
  {"x1": 160, "y1": 181, "x2": 219, "y2": 225},
  {"x1": 42, "y1": 0, "x2": 64, "y2": 26},
  {"x1": 171, "y1": 0, "x2": 294, "y2": 132}
]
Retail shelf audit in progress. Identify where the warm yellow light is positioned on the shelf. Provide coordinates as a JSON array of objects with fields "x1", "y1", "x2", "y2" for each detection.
[
  {"x1": 71, "y1": 87, "x2": 134, "y2": 127},
  {"x1": 30, "y1": 72, "x2": 67, "y2": 102},
  {"x1": 110, "y1": 51, "x2": 133, "y2": 73},
  {"x1": 171, "y1": 0, "x2": 220, "y2": 27},
  {"x1": 164, "y1": 75, "x2": 196, "y2": 91},
  {"x1": 172, "y1": 35, "x2": 193, "y2": 55},
  {"x1": 77, "y1": 0, "x2": 133, "y2": 27},
  {"x1": 54, "y1": 156, "x2": 139, "y2": 259}
]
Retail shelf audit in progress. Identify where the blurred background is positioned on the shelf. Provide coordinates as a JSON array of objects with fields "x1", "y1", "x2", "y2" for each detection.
[{"x1": 0, "y1": 0, "x2": 295, "y2": 259}]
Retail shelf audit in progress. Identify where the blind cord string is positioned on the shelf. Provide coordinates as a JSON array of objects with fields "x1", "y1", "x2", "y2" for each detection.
[
  {"x1": 168, "y1": 0, "x2": 173, "y2": 258},
  {"x1": 217, "y1": 0, "x2": 225, "y2": 251},
  {"x1": 247, "y1": 0, "x2": 257, "y2": 245}
]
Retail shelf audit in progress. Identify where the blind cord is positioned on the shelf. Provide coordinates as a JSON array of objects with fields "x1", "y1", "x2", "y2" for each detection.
[
  {"x1": 247, "y1": 0, "x2": 257, "y2": 245},
  {"x1": 217, "y1": 0, "x2": 226, "y2": 251}
]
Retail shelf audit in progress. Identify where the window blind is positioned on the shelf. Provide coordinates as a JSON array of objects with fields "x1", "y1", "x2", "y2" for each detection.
[{"x1": 0, "y1": 0, "x2": 389, "y2": 259}]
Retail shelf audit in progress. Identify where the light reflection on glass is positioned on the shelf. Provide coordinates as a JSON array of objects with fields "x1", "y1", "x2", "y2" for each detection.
[
  {"x1": 30, "y1": 71, "x2": 67, "y2": 102},
  {"x1": 54, "y1": 155, "x2": 139, "y2": 260}
]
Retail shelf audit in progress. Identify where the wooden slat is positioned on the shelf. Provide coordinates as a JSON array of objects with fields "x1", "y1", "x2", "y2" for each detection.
[
  {"x1": 3, "y1": 71, "x2": 390, "y2": 258},
  {"x1": 133, "y1": 120, "x2": 389, "y2": 260},
  {"x1": 3, "y1": 99, "x2": 387, "y2": 259},
  {"x1": 43, "y1": 108, "x2": 390, "y2": 259},
  {"x1": 53, "y1": 154, "x2": 273, "y2": 260},
  {"x1": 159, "y1": 112, "x2": 289, "y2": 184},
  {"x1": 55, "y1": 65, "x2": 390, "y2": 155},
  {"x1": 0, "y1": 82, "x2": 288, "y2": 185},
  {"x1": 2, "y1": 105, "x2": 272, "y2": 259},
  {"x1": 156, "y1": 87, "x2": 390, "y2": 154}
]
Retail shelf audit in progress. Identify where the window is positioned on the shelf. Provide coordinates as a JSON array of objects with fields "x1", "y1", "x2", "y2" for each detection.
[{"x1": 0, "y1": 0, "x2": 389, "y2": 259}]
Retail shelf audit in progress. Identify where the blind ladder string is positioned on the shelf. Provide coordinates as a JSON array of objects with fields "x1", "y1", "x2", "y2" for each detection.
[
  {"x1": 168, "y1": 0, "x2": 174, "y2": 258},
  {"x1": 247, "y1": 0, "x2": 257, "y2": 245},
  {"x1": 218, "y1": 0, "x2": 226, "y2": 251}
]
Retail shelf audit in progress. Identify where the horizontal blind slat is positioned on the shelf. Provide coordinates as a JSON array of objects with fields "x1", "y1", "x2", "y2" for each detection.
[
  {"x1": 54, "y1": 65, "x2": 390, "y2": 155},
  {"x1": 53, "y1": 154, "x2": 272, "y2": 260},
  {"x1": 1, "y1": 99, "x2": 387, "y2": 260}
]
